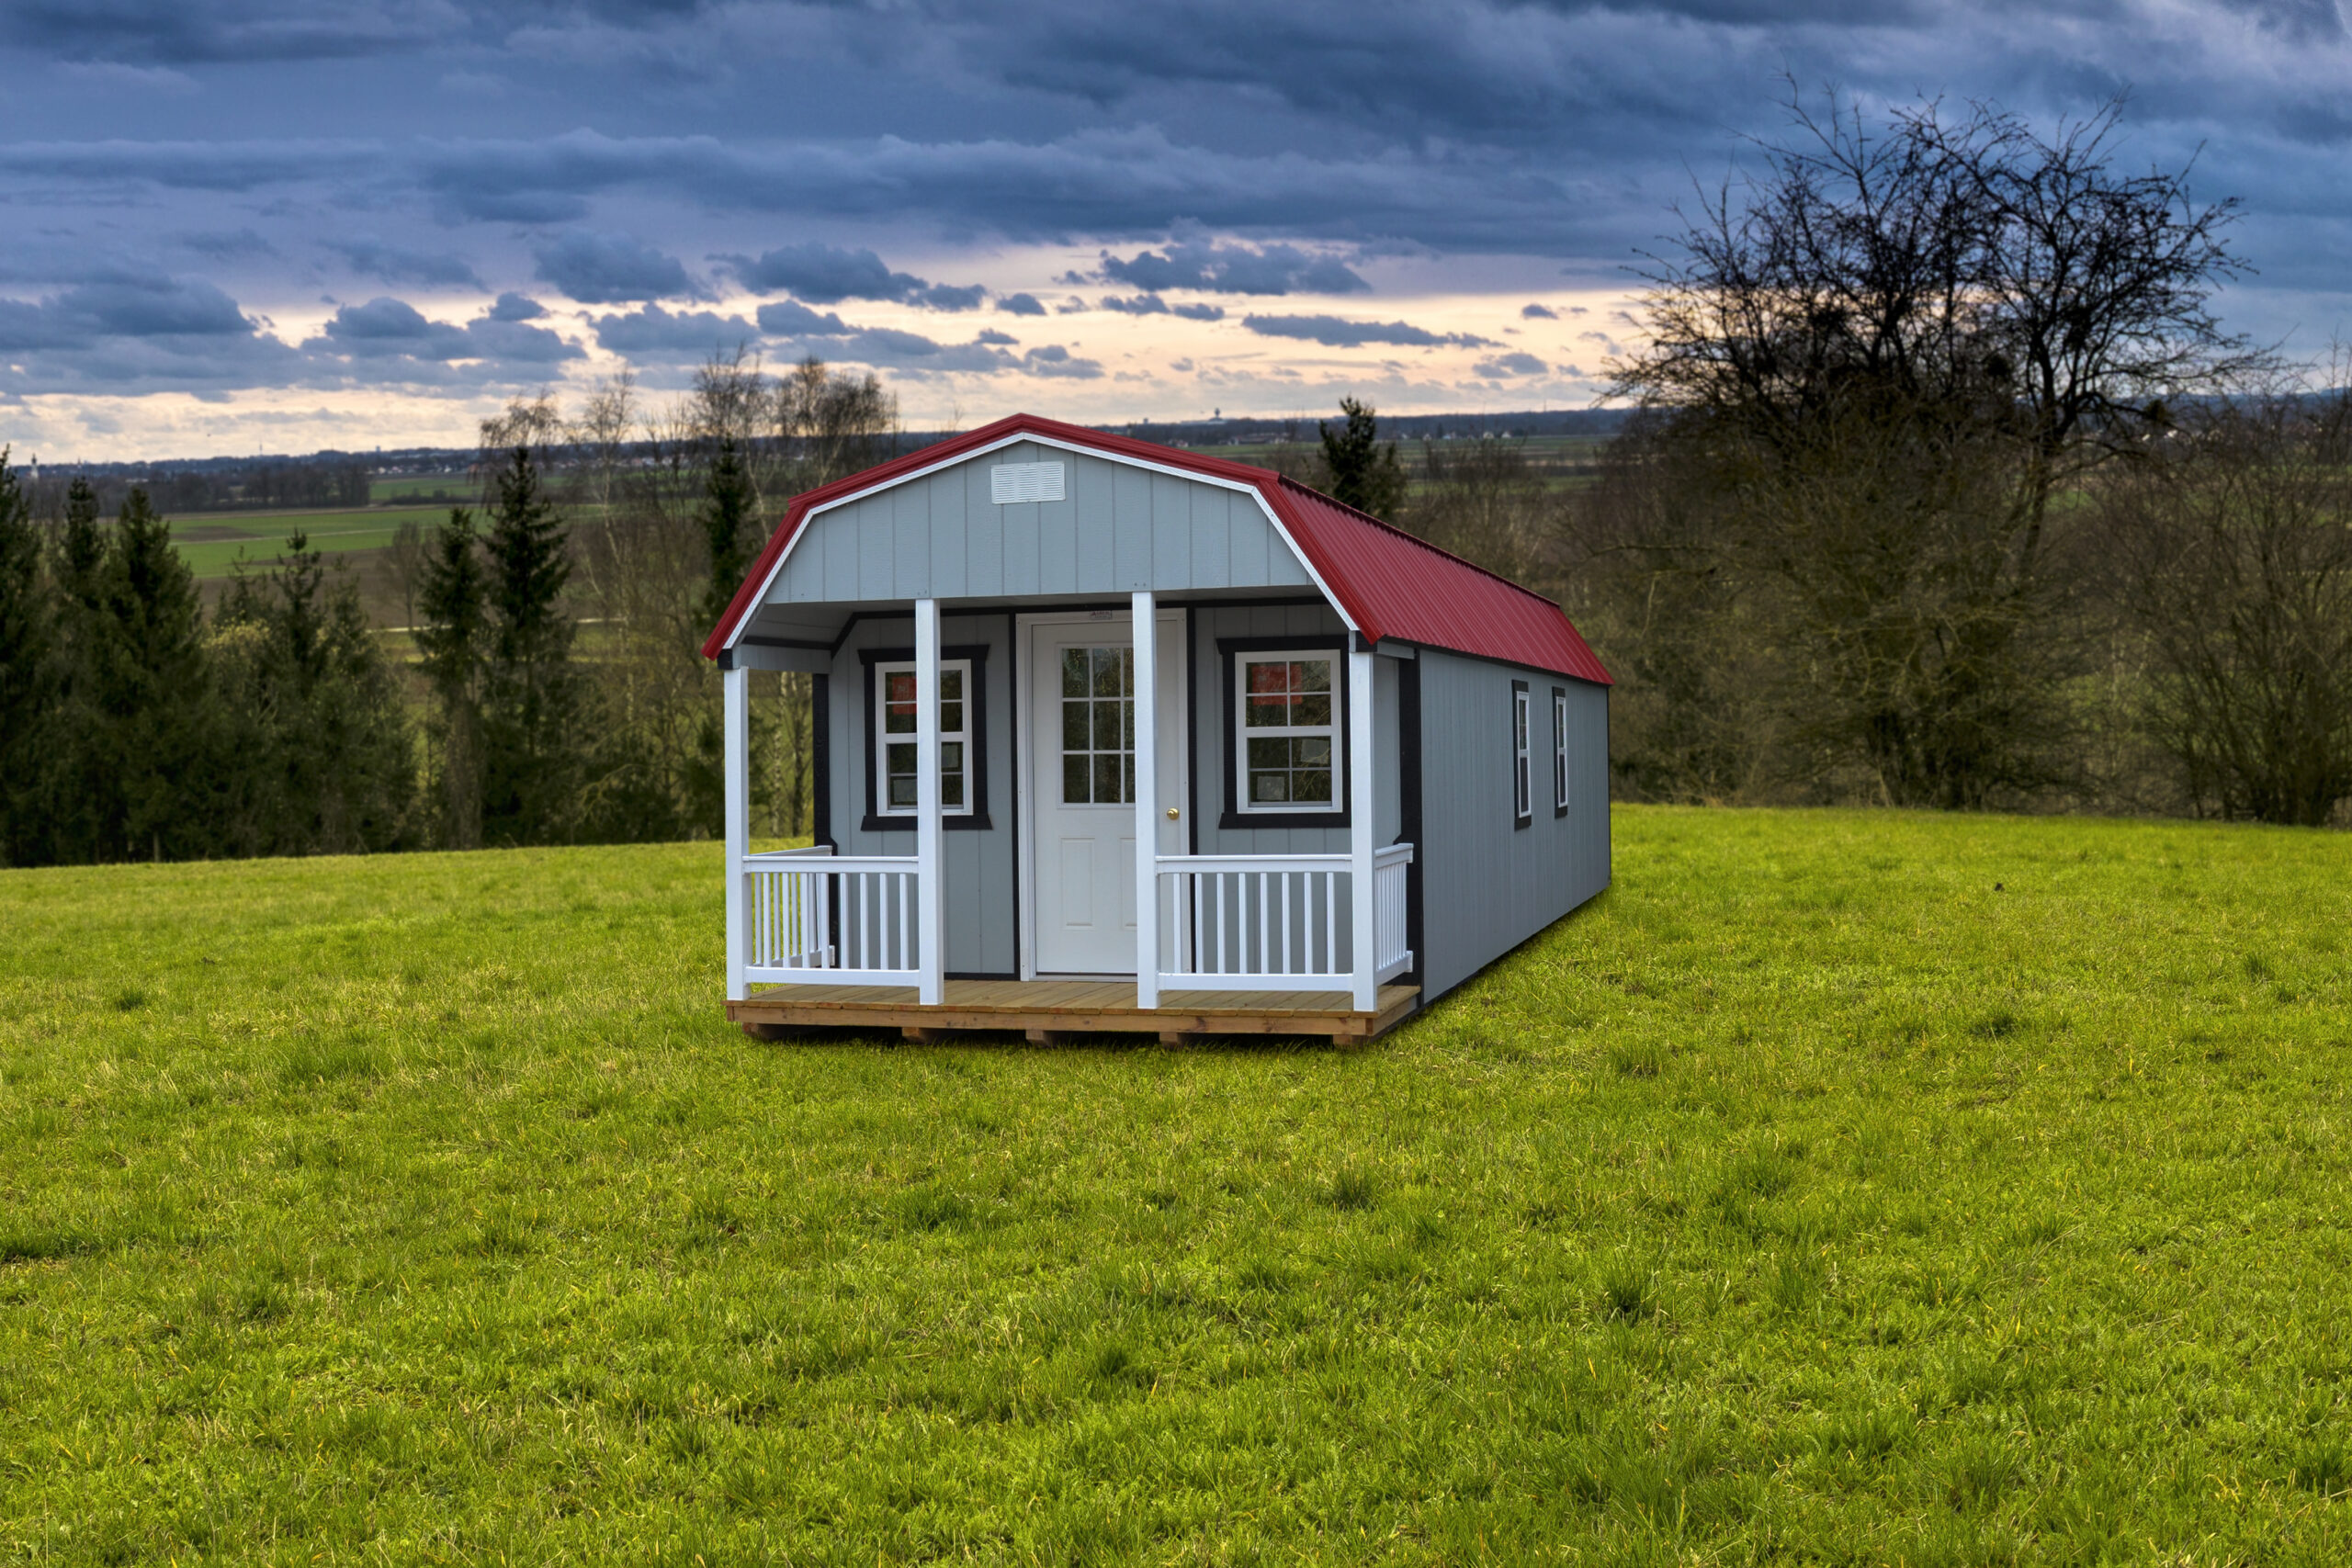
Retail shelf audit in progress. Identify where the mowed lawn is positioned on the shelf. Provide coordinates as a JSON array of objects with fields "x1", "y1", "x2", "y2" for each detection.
[{"x1": 2, "y1": 808, "x2": 2348, "y2": 1564}]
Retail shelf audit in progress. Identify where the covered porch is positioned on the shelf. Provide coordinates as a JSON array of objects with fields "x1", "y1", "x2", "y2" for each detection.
[{"x1": 720, "y1": 589, "x2": 1419, "y2": 1042}]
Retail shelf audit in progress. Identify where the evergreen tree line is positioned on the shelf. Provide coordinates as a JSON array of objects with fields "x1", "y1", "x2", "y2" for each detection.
[
  {"x1": 0, "y1": 355, "x2": 898, "y2": 867},
  {"x1": 0, "y1": 464, "x2": 412, "y2": 865},
  {"x1": 19, "y1": 460, "x2": 373, "y2": 518}
]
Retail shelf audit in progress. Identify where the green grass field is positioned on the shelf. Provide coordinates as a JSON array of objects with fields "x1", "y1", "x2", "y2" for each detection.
[
  {"x1": 172, "y1": 506, "x2": 450, "y2": 582},
  {"x1": 3, "y1": 807, "x2": 2347, "y2": 1563},
  {"x1": 368, "y1": 476, "x2": 473, "y2": 505}
]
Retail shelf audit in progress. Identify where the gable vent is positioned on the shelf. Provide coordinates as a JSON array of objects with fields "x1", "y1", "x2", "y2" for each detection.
[{"x1": 990, "y1": 460, "x2": 1066, "y2": 505}]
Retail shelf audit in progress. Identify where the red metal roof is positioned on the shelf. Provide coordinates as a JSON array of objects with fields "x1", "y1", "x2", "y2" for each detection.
[{"x1": 702, "y1": 412, "x2": 1611, "y2": 685}]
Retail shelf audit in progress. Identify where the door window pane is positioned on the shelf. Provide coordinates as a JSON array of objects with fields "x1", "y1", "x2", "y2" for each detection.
[{"x1": 1060, "y1": 644, "x2": 1134, "y2": 805}]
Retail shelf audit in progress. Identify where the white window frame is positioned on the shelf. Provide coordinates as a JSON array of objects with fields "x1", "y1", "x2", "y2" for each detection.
[
  {"x1": 1553, "y1": 688, "x2": 1570, "y2": 815},
  {"x1": 874, "y1": 658, "x2": 975, "y2": 818},
  {"x1": 1233, "y1": 648, "x2": 1344, "y2": 816},
  {"x1": 1511, "y1": 682, "x2": 1532, "y2": 827}
]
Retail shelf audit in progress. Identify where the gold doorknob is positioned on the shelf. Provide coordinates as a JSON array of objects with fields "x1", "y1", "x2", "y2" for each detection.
[{"x1": 1166, "y1": 807, "x2": 1181, "y2": 819}]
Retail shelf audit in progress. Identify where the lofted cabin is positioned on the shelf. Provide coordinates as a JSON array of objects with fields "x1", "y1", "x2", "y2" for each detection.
[{"x1": 702, "y1": 414, "x2": 1611, "y2": 1043}]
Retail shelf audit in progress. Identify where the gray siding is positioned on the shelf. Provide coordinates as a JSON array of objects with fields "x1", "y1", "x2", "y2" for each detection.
[
  {"x1": 1416, "y1": 650, "x2": 1610, "y2": 1003},
  {"x1": 826, "y1": 612, "x2": 1018, "y2": 977},
  {"x1": 770, "y1": 440, "x2": 1315, "y2": 606}
]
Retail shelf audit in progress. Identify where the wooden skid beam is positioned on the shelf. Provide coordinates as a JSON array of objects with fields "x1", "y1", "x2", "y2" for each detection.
[{"x1": 725, "y1": 979, "x2": 1419, "y2": 1045}]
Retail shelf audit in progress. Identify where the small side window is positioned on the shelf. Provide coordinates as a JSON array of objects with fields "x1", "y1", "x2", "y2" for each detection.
[
  {"x1": 1511, "y1": 681, "x2": 1532, "y2": 828},
  {"x1": 1553, "y1": 688, "x2": 1569, "y2": 816},
  {"x1": 873, "y1": 658, "x2": 974, "y2": 817}
]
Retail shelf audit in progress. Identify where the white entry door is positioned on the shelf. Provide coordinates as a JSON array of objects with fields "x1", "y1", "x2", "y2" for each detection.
[{"x1": 1027, "y1": 612, "x2": 1186, "y2": 976}]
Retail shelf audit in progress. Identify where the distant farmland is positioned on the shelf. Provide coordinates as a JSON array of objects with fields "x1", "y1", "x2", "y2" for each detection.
[{"x1": 172, "y1": 505, "x2": 445, "y2": 585}]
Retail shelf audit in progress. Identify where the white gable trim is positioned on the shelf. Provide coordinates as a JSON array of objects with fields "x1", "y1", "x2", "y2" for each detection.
[{"x1": 721, "y1": 429, "x2": 1357, "y2": 649}]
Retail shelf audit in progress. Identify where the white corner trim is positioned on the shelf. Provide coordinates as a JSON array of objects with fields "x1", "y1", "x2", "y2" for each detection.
[{"x1": 721, "y1": 428, "x2": 1357, "y2": 649}]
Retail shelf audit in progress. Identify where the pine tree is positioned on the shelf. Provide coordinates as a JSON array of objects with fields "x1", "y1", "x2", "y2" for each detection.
[
  {"x1": 42, "y1": 478, "x2": 114, "y2": 862},
  {"x1": 478, "y1": 446, "x2": 585, "y2": 843},
  {"x1": 215, "y1": 532, "x2": 415, "y2": 855},
  {"x1": 416, "y1": 507, "x2": 489, "y2": 849},
  {"x1": 1318, "y1": 398, "x2": 1408, "y2": 521},
  {"x1": 0, "y1": 451, "x2": 55, "y2": 866},
  {"x1": 96, "y1": 489, "x2": 209, "y2": 861},
  {"x1": 57, "y1": 477, "x2": 105, "y2": 609},
  {"x1": 700, "y1": 433, "x2": 759, "y2": 628}
]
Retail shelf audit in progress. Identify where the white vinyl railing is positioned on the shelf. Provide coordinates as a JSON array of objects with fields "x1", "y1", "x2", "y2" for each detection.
[
  {"x1": 1372, "y1": 841, "x2": 1414, "y2": 983},
  {"x1": 743, "y1": 846, "x2": 924, "y2": 987},
  {"x1": 1153, "y1": 845, "x2": 1413, "y2": 994}
]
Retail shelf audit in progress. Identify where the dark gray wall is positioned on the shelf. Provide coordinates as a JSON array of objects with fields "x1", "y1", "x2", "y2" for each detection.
[
  {"x1": 826, "y1": 611, "x2": 1019, "y2": 977},
  {"x1": 1416, "y1": 649, "x2": 1610, "y2": 1002}
]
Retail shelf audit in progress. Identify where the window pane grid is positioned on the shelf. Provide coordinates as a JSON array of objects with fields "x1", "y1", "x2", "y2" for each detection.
[
  {"x1": 876, "y1": 660, "x2": 972, "y2": 816},
  {"x1": 1238, "y1": 653, "x2": 1338, "y2": 811},
  {"x1": 1553, "y1": 692, "x2": 1568, "y2": 810},
  {"x1": 1060, "y1": 646, "x2": 1134, "y2": 805},
  {"x1": 1513, "y1": 688, "x2": 1532, "y2": 821}
]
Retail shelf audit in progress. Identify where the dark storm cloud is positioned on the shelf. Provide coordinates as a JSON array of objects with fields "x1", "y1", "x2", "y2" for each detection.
[
  {"x1": 327, "y1": 237, "x2": 485, "y2": 288},
  {"x1": 377, "y1": 126, "x2": 1626, "y2": 254},
  {"x1": 722, "y1": 243, "x2": 985, "y2": 310},
  {"x1": 1096, "y1": 235, "x2": 1369, "y2": 295},
  {"x1": 531, "y1": 231, "x2": 695, "y2": 303},
  {"x1": 7, "y1": 0, "x2": 462, "y2": 63},
  {"x1": 0, "y1": 261, "x2": 583, "y2": 395},
  {"x1": 1019, "y1": 344, "x2": 1102, "y2": 378},
  {"x1": 180, "y1": 229, "x2": 277, "y2": 259},
  {"x1": 752, "y1": 299, "x2": 852, "y2": 336},
  {"x1": 0, "y1": 267, "x2": 292, "y2": 393},
  {"x1": 0, "y1": 269, "x2": 254, "y2": 348},
  {"x1": 1242, "y1": 314, "x2": 1495, "y2": 348},
  {"x1": 592, "y1": 304, "x2": 760, "y2": 356},
  {"x1": 312, "y1": 297, "x2": 580, "y2": 365},
  {"x1": 588, "y1": 292, "x2": 1098, "y2": 378}
]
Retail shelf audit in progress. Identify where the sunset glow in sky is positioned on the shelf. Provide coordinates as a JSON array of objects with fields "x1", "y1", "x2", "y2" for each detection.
[{"x1": 2, "y1": 0, "x2": 2346, "y2": 462}]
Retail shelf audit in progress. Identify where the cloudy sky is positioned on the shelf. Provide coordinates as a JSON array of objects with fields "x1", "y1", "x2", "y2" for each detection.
[{"x1": 1, "y1": 0, "x2": 2346, "y2": 461}]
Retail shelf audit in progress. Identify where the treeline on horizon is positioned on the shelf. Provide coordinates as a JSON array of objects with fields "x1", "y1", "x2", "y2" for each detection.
[
  {"x1": 0, "y1": 357, "x2": 899, "y2": 867},
  {"x1": 16, "y1": 461, "x2": 376, "y2": 519}
]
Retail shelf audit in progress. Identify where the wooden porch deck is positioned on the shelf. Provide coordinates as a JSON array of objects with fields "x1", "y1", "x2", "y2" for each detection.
[{"x1": 728, "y1": 978, "x2": 1420, "y2": 1044}]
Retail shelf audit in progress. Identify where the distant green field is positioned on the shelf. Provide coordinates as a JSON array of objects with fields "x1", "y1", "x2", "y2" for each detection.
[
  {"x1": 4, "y1": 807, "x2": 2350, "y2": 1562},
  {"x1": 173, "y1": 506, "x2": 449, "y2": 582},
  {"x1": 368, "y1": 475, "x2": 474, "y2": 505}
]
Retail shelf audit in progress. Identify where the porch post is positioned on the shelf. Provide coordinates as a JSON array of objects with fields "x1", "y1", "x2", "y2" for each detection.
[
  {"x1": 914, "y1": 597, "x2": 945, "y2": 1007},
  {"x1": 1349, "y1": 643, "x2": 1377, "y2": 1012},
  {"x1": 723, "y1": 660, "x2": 750, "y2": 1003},
  {"x1": 1132, "y1": 591, "x2": 1159, "y2": 1010}
]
